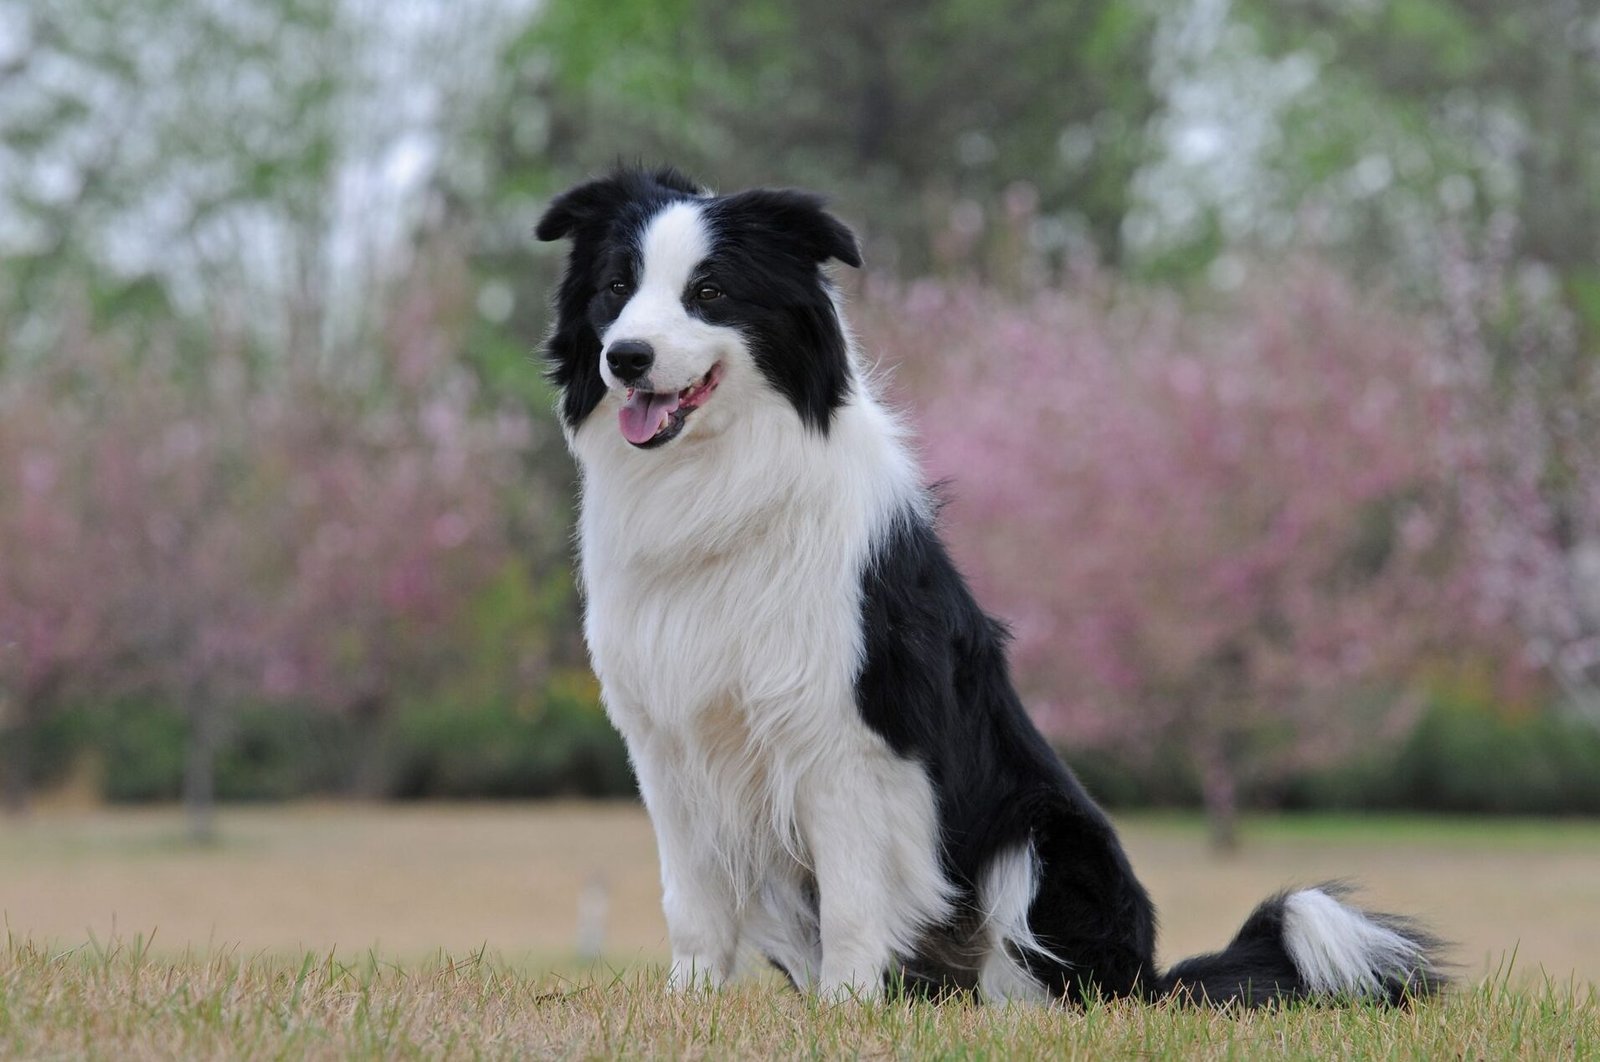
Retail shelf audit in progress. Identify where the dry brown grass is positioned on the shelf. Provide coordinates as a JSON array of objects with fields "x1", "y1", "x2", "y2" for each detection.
[
  {"x1": 2, "y1": 941, "x2": 1595, "y2": 1060},
  {"x1": 3, "y1": 803, "x2": 1596, "y2": 984},
  {"x1": 3, "y1": 805, "x2": 1597, "y2": 1058}
]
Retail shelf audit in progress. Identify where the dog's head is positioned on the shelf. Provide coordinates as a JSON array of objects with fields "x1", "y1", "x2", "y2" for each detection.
[{"x1": 536, "y1": 167, "x2": 861, "y2": 450}]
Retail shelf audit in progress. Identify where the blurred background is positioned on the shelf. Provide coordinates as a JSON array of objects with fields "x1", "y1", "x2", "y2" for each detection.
[{"x1": 2, "y1": 0, "x2": 1599, "y2": 978}]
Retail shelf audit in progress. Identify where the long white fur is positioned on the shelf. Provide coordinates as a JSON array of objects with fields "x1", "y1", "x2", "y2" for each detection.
[
  {"x1": 1281, "y1": 888, "x2": 1425, "y2": 998},
  {"x1": 976, "y1": 844, "x2": 1054, "y2": 1002},
  {"x1": 572, "y1": 202, "x2": 958, "y2": 997}
]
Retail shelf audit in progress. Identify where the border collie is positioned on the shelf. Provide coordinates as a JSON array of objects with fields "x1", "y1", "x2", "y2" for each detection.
[{"x1": 536, "y1": 166, "x2": 1444, "y2": 1005}]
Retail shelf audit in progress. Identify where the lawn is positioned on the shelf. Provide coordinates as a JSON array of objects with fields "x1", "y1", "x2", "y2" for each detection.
[{"x1": 2, "y1": 804, "x2": 1597, "y2": 1058}]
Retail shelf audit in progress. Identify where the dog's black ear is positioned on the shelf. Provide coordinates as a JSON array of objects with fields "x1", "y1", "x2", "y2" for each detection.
[
  {"x1": 718, "y1": 188, "x2": 862, "y2": 268},
  {"x1": 536, "y1": 167, "x2": 705, "y2": 242},
  {"x1": 535, "y1": 177, "x2": 628, "y2": 243}
]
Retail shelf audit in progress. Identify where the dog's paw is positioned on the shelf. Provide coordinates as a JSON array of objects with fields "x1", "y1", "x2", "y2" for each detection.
[
  {"x1": 667, "y1": 955, "x2": 727, "y2": 993},
  {"x1": 817, "y1": 972, "x2": 883, "y2": 1004}
]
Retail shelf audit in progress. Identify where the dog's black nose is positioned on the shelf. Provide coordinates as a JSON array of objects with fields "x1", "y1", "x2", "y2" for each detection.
[{"x1": 606, "y1": 340, "x2": 655, "y2": 383}]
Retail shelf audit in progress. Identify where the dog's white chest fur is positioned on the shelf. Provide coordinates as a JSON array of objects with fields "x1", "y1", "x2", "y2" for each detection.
[
  {"x1": 577, "y1": 393, "x2": 921, "y2": 780},
  {"x1": 576, "y1": 394, "x2": 897, "y2": 731}
]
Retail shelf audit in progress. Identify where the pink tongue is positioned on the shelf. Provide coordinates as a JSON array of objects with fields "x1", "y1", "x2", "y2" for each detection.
[{"x1": 619, "y1": 389, "x2": 681, "y2": 444}]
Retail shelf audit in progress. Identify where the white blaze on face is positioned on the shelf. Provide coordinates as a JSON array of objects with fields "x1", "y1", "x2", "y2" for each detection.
[{"x1": 600, "y1": 200, "x2": 718, "y2": 393}]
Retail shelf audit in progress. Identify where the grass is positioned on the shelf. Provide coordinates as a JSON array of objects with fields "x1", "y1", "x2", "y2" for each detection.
[
  {"x1": 2, "y1": 939, "x2": 1595, "y2": 1060},
  {"x1": 3, "y1": 803, "x2": 1598, "y2": 1057}
]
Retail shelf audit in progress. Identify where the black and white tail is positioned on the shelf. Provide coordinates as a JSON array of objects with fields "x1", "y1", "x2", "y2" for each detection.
[{"x1": 1157, "y1": 883, "x2": 1446, "y2": 1006}]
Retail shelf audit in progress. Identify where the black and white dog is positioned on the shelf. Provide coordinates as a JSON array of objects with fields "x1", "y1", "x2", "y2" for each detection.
[{"x1": 536, "y1": 166, "x2": 1443, "y2": 1005}]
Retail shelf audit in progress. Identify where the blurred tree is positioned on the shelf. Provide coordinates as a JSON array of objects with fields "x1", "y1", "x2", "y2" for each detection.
[
  {"x1": 886, "y1": 266, "x2": 1478, "y2": 848},
  {"x1": 1435, "y1": 235, "x2": 1600, "y2": 729},
  {"x1": 1247, "y1": 0, "x2": 1598, "y2": 289},
  {"x1": 0, "y1": 321, "x2": 116, "y2": 813},
  {"x1": 6, "y1": 0, "x2": 1597, "y2": 826},
  {"x1": 475, "y1": 0, "x2": 1159, "y2": 279},
  {"x1": 258, "y1": 249, "x2": 550, "y2": 797},
  {"x1": 81, "y1": 338, "x2": 280, "y2": 842},
  {"x1": 1119, "y1": 2, "x2": 1600, "y2": 750},
  {"x1": 0, "y1": 253, "x2": 554, "y2": 837},
  {"x1": 0, "y1": 0, "x2": 345, "y2": 351},
  {"x1": 0, "y1": 0, "x2": 578, "y2": 827},
  {"x1": 0, "y1": 0, "x2": 532, "y2": 360},
  {"x1": 1133, "y1": 0, "x2": 1600, "y2": 347}
]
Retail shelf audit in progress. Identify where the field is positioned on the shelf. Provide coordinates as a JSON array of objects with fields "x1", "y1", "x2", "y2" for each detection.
[{"x1": 3, "y1": 804, "x2": 1598, "y2": 1058}]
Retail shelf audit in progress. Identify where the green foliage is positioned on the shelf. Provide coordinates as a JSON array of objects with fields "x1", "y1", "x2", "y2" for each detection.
[
  {"x1": 463, "y1": 318, "x2": 563, "y2": 418},
  {"x1": 0, "y1": 0, "x2": 350, "y2": 355},
  {"x1": 16, "y1": 709, "x2": 94, "y2": 795},
  {"x1": 1069, "y1": 682, "x2": 1600, "y2": 817},
  {"x1": 49, "y1": 649, "x2": 1600, "y2": 813},
  {"x1": 91, "y1": 700, "x2": 349, "y2": 803},
  {"x1": 1234, "y1": 0, "x2": 1600, "y2": 315},
  {"x1": 482, "y1": 0, "x2": 1160, "y2": 274},
  {"x1": 387, "y1": 552, "x2": 629, "y2": 801},
  {"x1": 1065, "y1": 742, "x2": 1202, "y2": 809},
  {"x1": 56, "y1": 681, "x2": 1600, "y2": 814},
  {"x1": 392, "y1": 671, "x2": 633, "y2": 800},
  {"x1": 1567, "y1": 268, "x2": 1600, "y2": 350},
  {"x1": 532, "y1": 0, "x2": 700, "y2": 105},
  {"x1": 96, "y1": 701, "x2": 188, "y2": 803},
  {"x1": 217, "y1": 706, "x2": 354, "y2": 802},
  {"x1": 60, "y1": 681, "x2": 633, "y2": 805},
  {"x1": 1283, "y1": 698, "x2": 1600, "y2": 817}
]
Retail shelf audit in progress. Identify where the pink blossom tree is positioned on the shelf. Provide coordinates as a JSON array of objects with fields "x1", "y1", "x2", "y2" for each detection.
[
  {"x1": 0, "y1": 251, "x2": 545, "y2": 837},
  {"x1": 1434, "y1": 229, "x2": 1600, "y2": 727},
  {"x1": 0, "y1": 325, "x2": 117, "y2": 813},
  {"x1": 872, "y1": 265, "x2": 1479, "y2": 848},
  {"x1": 69, "y1": 334, "x2": 276, "y2": 841},
  {"x1": 1, "y1": 314, "x2": 262, "y2": 828},
  {"x1": 256, "y1": 262, "x2": 542, "y2": 795}
]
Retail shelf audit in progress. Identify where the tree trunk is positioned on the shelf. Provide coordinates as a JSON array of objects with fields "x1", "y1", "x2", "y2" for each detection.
[
  {"x1": 2, "y1": 693, "x2": 32, "y2": 816},
  {"x1": 346, "y1": 691, "x2": 392, "y2": 799},
  {"x1": 184, "y1": 695, "x2": 220, "y2": 845},
  {"x1": 1197, "y1": 736, "x2": 1240, "y2": 854},
  {"x1": 2, "y1": 722, "x2": 30, "y2": 816}
]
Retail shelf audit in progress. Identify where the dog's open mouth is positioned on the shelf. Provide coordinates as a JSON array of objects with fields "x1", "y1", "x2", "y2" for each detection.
[{"x1": 618, "y1": 364, "x2": 723, "y2": 448}]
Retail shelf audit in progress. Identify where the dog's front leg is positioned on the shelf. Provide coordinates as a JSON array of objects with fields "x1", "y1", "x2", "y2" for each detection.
[
  {"x1": 632, "y1": 748, "x2": 741, "y2": 990},
  {"x1": 799, "y1": 748, "x2": 951, "y2": 1001}
]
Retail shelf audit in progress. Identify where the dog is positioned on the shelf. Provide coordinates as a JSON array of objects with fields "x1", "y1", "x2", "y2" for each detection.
[{"x1": 535, "y1": 166, "x2": 1444, "y2": 1005}]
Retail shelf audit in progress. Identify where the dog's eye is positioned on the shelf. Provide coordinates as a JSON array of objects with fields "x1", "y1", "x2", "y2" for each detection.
[
  {"x1": 607, "y1": 280, "x2": 630, "y2": 296},
  {"x1": 693, "y1": 284, "x2": 723, "y2": 302}
]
